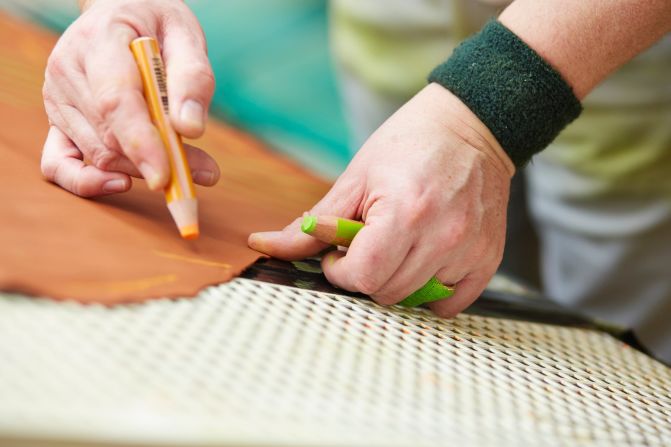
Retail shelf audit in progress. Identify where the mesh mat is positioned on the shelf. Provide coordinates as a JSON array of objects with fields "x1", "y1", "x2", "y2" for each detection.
[{"x1": 0, "y1": 278, "x2": 669, "y2": 446}]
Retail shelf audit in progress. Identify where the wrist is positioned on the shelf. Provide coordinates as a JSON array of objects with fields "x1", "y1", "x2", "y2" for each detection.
[
  {"x1": 420, "y1": 83, "x2": 515, "y2": 179},
  {"x1": 428, "y1": 20, "x2": 582, "y2": 168}
]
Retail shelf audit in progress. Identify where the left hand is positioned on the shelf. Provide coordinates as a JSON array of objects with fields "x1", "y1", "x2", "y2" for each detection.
[
  {"x1": 41, "y1": 0, "x2": 219, "y2": 197},
  {"x1": 248, "y1": 83, "x2": 515, "y2": 317}
]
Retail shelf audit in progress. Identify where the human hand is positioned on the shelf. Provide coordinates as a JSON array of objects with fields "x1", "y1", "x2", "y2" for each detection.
[
  {"x1": 249, "y1": 83, "x2": 515, "y2": 317},
  {"x1": 41, "y1": 0, "x2": 219, "y2": 197}
]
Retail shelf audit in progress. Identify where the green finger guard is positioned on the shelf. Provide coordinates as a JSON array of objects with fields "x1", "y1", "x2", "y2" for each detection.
[
  {"x1": 398, "y1": 277, "x2": 455, "y2": 308},
  {"x1": 300, "y1": 215, "x2": 454, "y2": 308},
  {"x1": 335, "y1": 218, "x2": 364, "y2": 242}
]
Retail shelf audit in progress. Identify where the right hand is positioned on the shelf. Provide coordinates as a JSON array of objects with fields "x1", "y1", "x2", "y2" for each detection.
[
  {"x1": 41, "y1": 0, "x2": 220, "y2": 197},
  {"x1": 250, "y1": 84, "x2": 515, "y2": 318}
]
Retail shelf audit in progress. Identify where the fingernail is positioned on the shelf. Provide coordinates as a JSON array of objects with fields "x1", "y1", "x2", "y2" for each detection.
[
  {"x1": 248, "y1": 233, "x2": 264, "y2": 251},
  {"x1": 139, "y1": 162, "x2": 162, "y2": 190},
  {"x1": 102, "y1": 178, "x2": 128, "y2": 193},
  {"x1": 191, "y1": 170, "x2": 215, "y2": 186},
  {"x1": 180, "y1": 99, "x2": 204, "y2": 132},
  {"x1": 249, "y1": 231, "x2": 282, "y2": 251}
]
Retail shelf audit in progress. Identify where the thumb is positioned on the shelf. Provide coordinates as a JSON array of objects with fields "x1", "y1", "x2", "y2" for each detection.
[
  {"x1": 248, "y1": 214, "x2": 328, "y2": 261},
  {"x1": 248, "y1": 177, "x2": 363, "y2": 260},
  {"x1": 162, "y1": 17, "x2": 215, "y2": 138}
]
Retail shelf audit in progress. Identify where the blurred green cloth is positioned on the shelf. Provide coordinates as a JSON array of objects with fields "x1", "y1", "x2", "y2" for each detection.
[{"x1": 0, "y1": 0, "x2": 350, "y2": 178}]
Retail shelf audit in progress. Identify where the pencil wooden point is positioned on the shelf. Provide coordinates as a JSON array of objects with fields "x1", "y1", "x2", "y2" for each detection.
[{"x1": 300, "y1": 215, "x2": 361, "y2": 247}]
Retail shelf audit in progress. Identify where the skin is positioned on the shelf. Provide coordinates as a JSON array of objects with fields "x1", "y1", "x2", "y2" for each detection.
[
  {"x1": 250, "y1": 0, "x2": 671, "y2": 317},
  {"x1": 250, "y1": 84, "x2": 514, "y2": 317},
  {"x1": 42, "y1": 0, "x2": 219, "y2": 197},
  {"x1": 44, "y1": 0, "x2": 671, "y2": 316},
  {"x1": 499, "y1": 0, "x2": 671, "y2": 100}
]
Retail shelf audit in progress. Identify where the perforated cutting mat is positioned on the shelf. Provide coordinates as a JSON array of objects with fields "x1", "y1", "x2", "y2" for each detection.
[{"x1": 0, "y1": 279, "x2": 670, "y2": 447}]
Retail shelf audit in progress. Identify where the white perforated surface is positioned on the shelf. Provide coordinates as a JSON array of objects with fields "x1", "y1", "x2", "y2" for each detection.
[{"x1": 0, "y1": 278, "x2": 670, "y2": 447}]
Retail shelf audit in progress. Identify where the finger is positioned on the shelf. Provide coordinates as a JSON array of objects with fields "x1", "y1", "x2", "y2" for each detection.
[
  {"x1": 85, "y1": 26, "x2": 169, "y2": 191},
  {"x1": 369, "y1": 246, "x2": 448, "y2": 306},
  {"x1": 43, "y1": 50, "x2": 122, "y2": 158},
  {"x1": 428, "y1": 270, "x2": 493, "y2": 318},
  {"x1": 51, "y1": 100, "x2": 132, "y2": 172},
  {"x1": 248, "y1": 175, "x2": 364, "y2": 259},
  {"x1": 94, "y1": 156, "x2": 141, "y2": 178},
  {"x1": 41, "y1": 126, "x2": 131, "y2": 197},
  {"x1": 184, "y1": 144, "x2": 220, "y2": 186},
  {"x1": 43, "y1": 78, "x2": 132, "y2": 176},
  {"x1": 248, "y1": 215, "x2": 330, "y2": 260},
  {"x1": 320, "y1": 215, "x2": 413, "y2": 302},
  {"x1": 81, "y1": 143, "x2": 220, "y2": 185},
  {"x1": 162, "y1": 16, "x2": 214, "y2": 138}
]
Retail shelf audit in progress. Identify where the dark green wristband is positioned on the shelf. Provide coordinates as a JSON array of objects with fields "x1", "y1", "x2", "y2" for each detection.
[{"x1": 428, "y1": 20, "x2": 582, "y2": 167}]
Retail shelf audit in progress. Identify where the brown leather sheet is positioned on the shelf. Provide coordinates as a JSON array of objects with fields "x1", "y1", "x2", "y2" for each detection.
[{"x1": 0, "y1": 13, "x2": 330, "y2": 303}]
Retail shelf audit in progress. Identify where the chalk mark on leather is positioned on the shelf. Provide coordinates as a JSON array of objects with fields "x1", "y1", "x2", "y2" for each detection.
[{"x1": 153, "y1": 250, "x2": 232, "y2": 269}]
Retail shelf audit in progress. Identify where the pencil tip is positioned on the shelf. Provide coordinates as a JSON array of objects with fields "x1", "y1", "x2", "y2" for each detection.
[
  {"x1": 168, "y1": 198, "x2": 199, "y2": 240},
  {"x1": 180, "y1": 224, "x2": 199, "y2": 240}
]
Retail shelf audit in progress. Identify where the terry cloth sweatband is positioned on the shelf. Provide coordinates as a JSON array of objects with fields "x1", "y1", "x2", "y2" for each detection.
[{"x1": 428, "y1": 20, "x2": 582, "y2": 167}]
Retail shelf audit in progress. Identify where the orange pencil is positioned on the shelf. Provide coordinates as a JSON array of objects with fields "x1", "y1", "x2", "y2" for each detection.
[{"x1": 130, "y1": 37, "x2": 199, "y2": 239}]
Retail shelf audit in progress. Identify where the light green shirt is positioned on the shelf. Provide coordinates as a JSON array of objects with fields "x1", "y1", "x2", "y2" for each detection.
[{"x1": 331, "y1": 0, "x2": 671, "y2": 198}]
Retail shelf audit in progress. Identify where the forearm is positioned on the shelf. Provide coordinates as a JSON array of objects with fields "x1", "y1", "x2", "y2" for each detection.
[{"x1": 499, "y1": 0, "x2": 671, "y2": 99}]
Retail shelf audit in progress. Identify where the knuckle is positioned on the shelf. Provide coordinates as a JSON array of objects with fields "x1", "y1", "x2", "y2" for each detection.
[
  {"x1": 195, "y1": 29, "x2": 209, "y2": 55},
  {"x1": 76, "y1": 23, "x2": 95, "y2": 40},
  {"x1": 160, "y1": 6, "x2": 185, "y2": 28},
  {"x1": 41, "y1": 81, "x2": 53, "y2": 103},
  {"x1": 45, "y1": 52, "x2": 66, "y2": 78},
  {"x1": 95, "y1": 87, "x2": 123, "y2": 121},
  {"x1": 351, "y1": 271, "x2": 383, "y2": 296},
  {"x1": 100, "y1": 126, "x2": 118, "y2": 150},
  {"x1": 436, "y1": 214, "x2": 469, "y2": 253},
  {"x1": 126, "y1": 122, "x2": 159, "y2": 146},
  {"x1": 40, "y1": 155, "x2": 57, "y2": 181},
  {"x1": 42, "y1": 95, "x2": 59, "y2": 124},
  {"x1": 189, "y1": 63, "x2": 215, "y2": 93},
  {"x1": 433, "y1": 306, "x2": 458, "y2": 319},
  {"x1": 437, "y1": 227, "x2": 465, "y2": 254},
  {"x1": 404, "y1": 196, "x2": 432, "y2": 228},
  {"x1": 370, "y1": 290, "x2": 399, "y2": 306},
  {"x1": 95, "y1": 8, "x2": 140, "y2": 34},
  {"x1": 90, "y1": 149, "x2": 116, "y2": 170}
]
